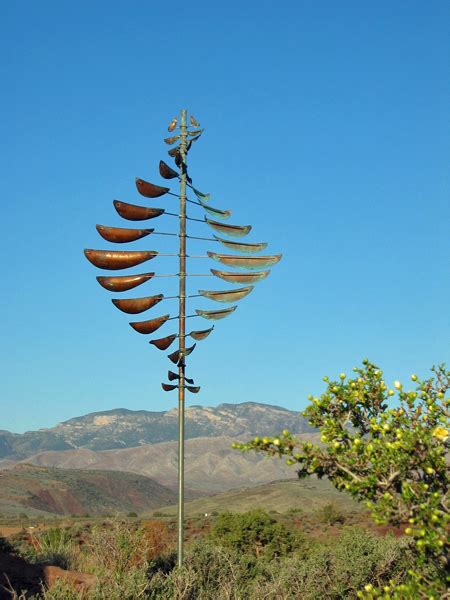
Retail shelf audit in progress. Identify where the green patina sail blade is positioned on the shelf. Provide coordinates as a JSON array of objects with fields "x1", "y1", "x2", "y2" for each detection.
[
  {"x1": 191, "y1": 187, "x2": 210, "y2": 202},
  {"x1": 213, "y1": 236, "x2": 267, "y2": 253},
  {"x1": 195, "y1": 306, "x2": 237, "y2": 320},
  {"x1": 210, "y1": 269, "x2": 270, "y2": 283},
  {"x1": 188, "y1": 327, "x2": 214, "y2": 340},
  {"x1": 198, "y1": 198, "x2": 231, "y2": 220},
  {"x1": 198, "y1": 287, "x2": 254, "y2": 303},
  {"x1": 207, "y1": 252, "x2": 282, "y2": 270},
  {"x1": 205, "y1": 218, "x2": 251, "y2": 238}
]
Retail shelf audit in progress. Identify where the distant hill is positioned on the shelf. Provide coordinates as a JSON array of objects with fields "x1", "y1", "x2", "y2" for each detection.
[
  {"x1": 151, "y1": 478, "x2": 362, "y2": 517},
  {"x1": 0, "y1": 403, "x2": 314, "y2": 460},
  {"x1": 0, "y1": 464, "x2": 177, "y2": 517},
  {"x1": 11, "y1": 434, "x2": 321, "y2": 494}
]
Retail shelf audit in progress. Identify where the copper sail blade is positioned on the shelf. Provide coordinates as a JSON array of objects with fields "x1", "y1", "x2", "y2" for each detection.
[
  {"x1": 168, "y1": 146, "x2": 180, "y2": 157},
  {"x1": 159, "y1": 160, "x2": 179, "y2": 179},
  {"x1": 168, "y1": 344, "x2": 196, "y2": 365},
  {"x1": 195, "y1": 306, "x2": 237, "y2": 320},
  {"x1": 162, "y1": 383, "x2": 178, "y2": 392},
  {"x1": 135, "y1": 178, "x2": 170, "y2": 198},
  {"x1": 129, "y1": 314, "x2": 169, "y2": 334},
  {"x1": 111, "y1": 294, "x2": 164, "y2": 314},
  {"x1": 207, "y1": 252, "x2": 282, "y2": 270},
  {"x1": 150, "y1": 334, "x2": 177, "y2": 350},
  {"x1": 84, "y1": 249, "x2": 157, "y2": 270},
  {"x1": 187, "y1": 386, "x2": 201, "y2": 394},
  {"x1": 205, "y1": 218, "x2": 251, "y2": 238},
  {"x1": 164, "y1": 135, "x2": 179, "y2": 145},
  {"x1": 168, "y1": 370, "x2": 194, "y2": 385},
  {"x1": 198, "y1": 286, "x2": 254, "y2": 303},
  {"x1": 198, "y1": 198, "x2": 231, "y2": 220},
  {"x1": 210, "y1": 268, "x2": 270, "y2": 284},
  {"x1": 114, "y1": 200, "x2": 165, "y2": 221},
  {"x1": 167, "y1": 116, "x2": 177, "y2": 132},
  {"x1": 188, "y1": 326, "x2": 214, "y2": 341},
  {"x1": 213, "y1": 236, "x2": 267, "y2": 254},
  {"x1": 97, "y1": 272, "x2": 155, "y2": 292},
  {"x1": 96, "y1": 224, "x2": 154, "y2": 243}
]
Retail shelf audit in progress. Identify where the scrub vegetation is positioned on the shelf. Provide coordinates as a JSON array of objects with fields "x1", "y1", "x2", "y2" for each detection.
[{"x1": 0, "y1": 361, "x2": 447, "y2": 599}]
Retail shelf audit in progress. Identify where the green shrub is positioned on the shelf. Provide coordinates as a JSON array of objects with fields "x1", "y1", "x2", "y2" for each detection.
[
  {"x1": 314, "y1": 502, "x2": 346, "y2": 525},
  {"x1": 210, "y1": 509, "x2": 304, "y2": 560}
]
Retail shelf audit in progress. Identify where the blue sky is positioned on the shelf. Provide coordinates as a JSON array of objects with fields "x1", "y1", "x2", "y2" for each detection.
[{"x1": 1, "y1": 1, "x2": 448, "y2": 432}]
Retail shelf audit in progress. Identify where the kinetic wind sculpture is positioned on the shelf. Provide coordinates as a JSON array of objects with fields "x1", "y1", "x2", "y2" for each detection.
[{"x1": 84, "y1": 109, "x2": 281, "y2": 565}]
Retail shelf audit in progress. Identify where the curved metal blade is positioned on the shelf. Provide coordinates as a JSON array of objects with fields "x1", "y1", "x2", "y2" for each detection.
[
  {"x1": 96, "y1": 224, "x2": 154, "y2": 244},
  {"x1": 190, "y1": 115, "x2": 200, "y2": 127},
  {"x1": 150, "y1": 334, "x2": 177, "y2": 350},
  {"x1": 135, "y1": 178, "x2": 170, "y2": 198},
  {"x1": 168, "y1": 146, "x2": 180, "y2": 157},
  {"x1": 205, "y1": 218, "x2": 251, "y2": 238},
  {"x1": 161, "y1": 383, "x2": 199, "y2": 393},
  {"x1": 162, "y1": 383, "x2": 177, "y2": 392},
  {"x1": 207, "y1": 252, "x2": 281, "y2": 270},
  {"x1": 197, "y1": 198, "x2": 231, "y2": 220},
  {"x1": 198, "y1": 286, "x2": 254, "y2": 303},
  {"x1": 188, "y1": 326, "x2": 214, "y2": 341},
  {"x1": 213, "y1": 236, "x2": 267, "y2": 254},
  {"x1": 168, "y1": 117, "x2": 177, "y2": 132},
  {"x1": 129, "y1": 314, "x2": 169, "y2": 334},
  {"x1": 174, "y1": 151, "x2": 183, "y2": 168},
  {"x1": 168, "y1": 370, "x2": 194, "y2": 385},
  {"x1": 97, "y1": 272, "x2": 155, "y2": 292},
  {"x1": 192, "y1": 187, "x2": 210, "y2": 202},
  {"x1": 159, "y1": 160, "x2": 179, "y2": 180},
  {"x1": 164, "y1": 135, "x2": 179, "y2": 145},
  {"x1": 114, "y1": 200, "x2": 165, "y2": 221},
  {"x1": 195, "y1": 306, "x2": 237, "y2": 320},
  {"x1": 84, "y1": 249, "x2": 157, "y2": 270},
  {"x1": 210, "y1": 268, "x2": 270, "y2": 284},
  {"x1": 188, "y1": 129, "x2": 203, "y2": 137},
  {"x1": 168, "y1": 343, "x2": 196, "y2": 365},
  {"x1": 111, "y1": 294, "x2": 164, "y2": 314}
]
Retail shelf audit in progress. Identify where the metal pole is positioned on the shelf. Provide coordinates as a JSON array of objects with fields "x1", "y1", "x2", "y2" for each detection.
[{"x1": 177, "y1": 108, "x2": 187, "y2": 567}]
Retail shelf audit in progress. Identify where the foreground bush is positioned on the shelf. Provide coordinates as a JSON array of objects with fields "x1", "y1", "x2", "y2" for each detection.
[
  {"x1": 148, "y1": 527, "x2": 412, "y2": 600},
  {"x1": 235, "y1": 361, "x2": 450, "y2": 598},
  {"x1": 8, "y1": 517, "x2": 412, "y2": 599}
]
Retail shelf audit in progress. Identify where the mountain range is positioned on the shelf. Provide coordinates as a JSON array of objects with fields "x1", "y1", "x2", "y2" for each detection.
[
  {"x1": 0, "y1": 402, "x2": 314, "y2": 460},
  {"x1": 0, "y1": 403, "x2": 319, "y2": 514}
]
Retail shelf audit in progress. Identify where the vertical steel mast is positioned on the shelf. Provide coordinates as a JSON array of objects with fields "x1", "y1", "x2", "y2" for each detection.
[{"x1": 177, "y1": 109, "x2": 187, "y2": 566}]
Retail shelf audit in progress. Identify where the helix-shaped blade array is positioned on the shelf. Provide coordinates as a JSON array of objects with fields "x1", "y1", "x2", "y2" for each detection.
[{"x1": 84, "y1": 111, "x2": 282, "y2": 393}]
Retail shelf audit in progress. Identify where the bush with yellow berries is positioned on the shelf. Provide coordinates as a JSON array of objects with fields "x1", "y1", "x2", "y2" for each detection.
[{"x1": 234, "y1": 361, "x2": 449, "y2": 598}]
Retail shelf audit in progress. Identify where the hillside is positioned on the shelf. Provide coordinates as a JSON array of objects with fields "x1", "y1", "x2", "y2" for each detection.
[
  {"x1": 12, "y1": 434, "x2": 321, "y2": 493},
  {"x1": 151, "y1": 478, "x2": 362, "y2": 517},
  {"x1": 0, "y1": 464, "x2": 177, "y2": 516},
  {"x1": 0, "y1": 403, "x2": 314, "y2": 460}
]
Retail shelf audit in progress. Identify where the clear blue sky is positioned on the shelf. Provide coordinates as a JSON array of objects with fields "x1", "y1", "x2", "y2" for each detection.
[{"x1": 1, "y1": 1, "x2": 448, "y2": 433}]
